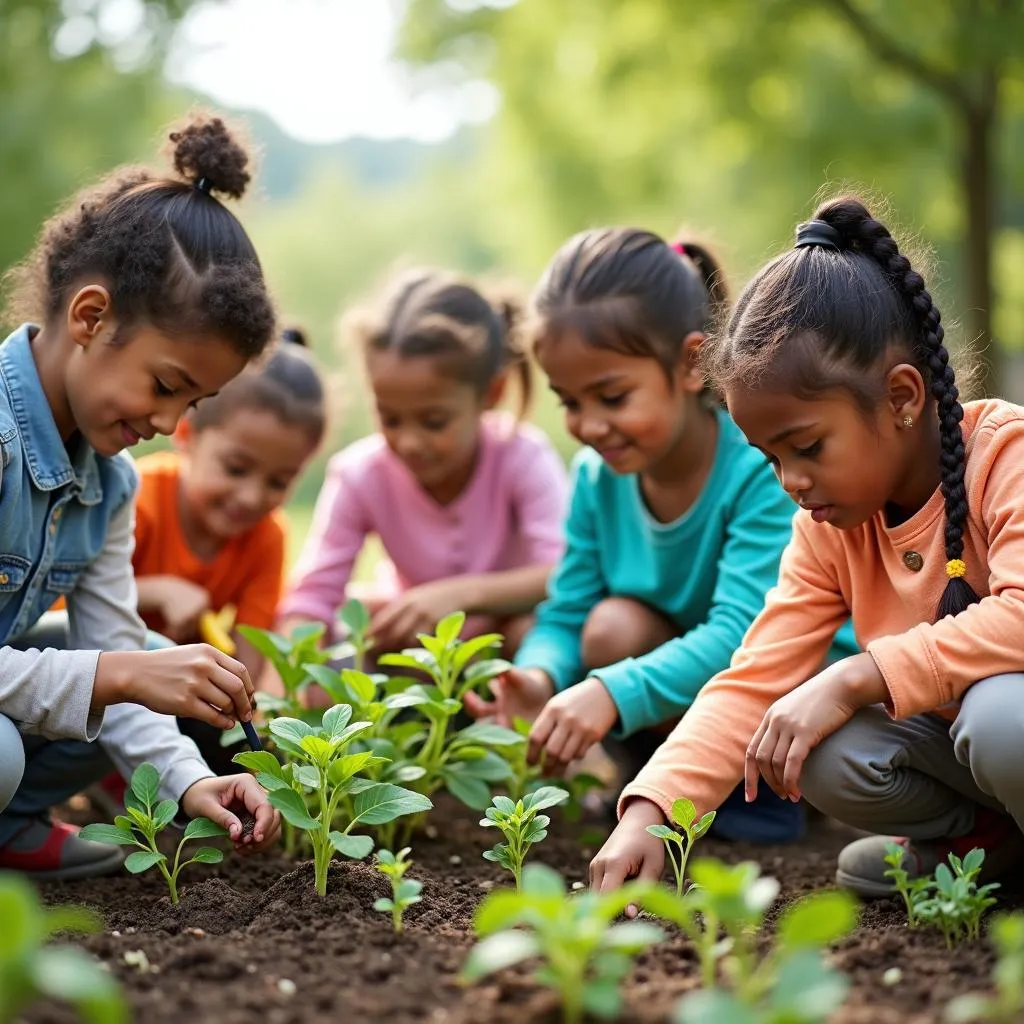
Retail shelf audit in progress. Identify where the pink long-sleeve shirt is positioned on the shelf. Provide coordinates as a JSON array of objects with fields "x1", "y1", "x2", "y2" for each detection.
[{"x1": 280, "y1": 415, "x2": 569, "y2": 627}]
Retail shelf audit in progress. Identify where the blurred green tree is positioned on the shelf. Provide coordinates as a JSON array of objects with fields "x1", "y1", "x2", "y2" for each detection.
[
  {"x1": 400, "y1": 0, "x2": 1024, "y2": 391},
  {"x1": 0, "y1": 0, "x2": 198, "y2": 278}
]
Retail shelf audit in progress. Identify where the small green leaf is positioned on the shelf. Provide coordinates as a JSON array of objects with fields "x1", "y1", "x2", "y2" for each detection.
[
  {"x1": 646, "y1": 824, "x2": 678, "y2": 841},
  {"x1": 152, "y1": 799, "x2": 177, "y2": 830},
  {"x1": 269, "y1": 717, "x2": 315, "y2": 753},
  {"x1": 777, "y1": 890, "x2": 858, "y2": 950},
  {"x1": 183, "y1": 817, "x2": 230, "y2": 841},
  {"x1": 189, "y1": 847, "x2": 224, "y2": 865},
  {"x1": 523, "y1": 785, "x2": 570, "y2": 812},
  {"x1": 78, "y1": 824, "x2": 137, "y2": 846},
  {"x1": 961, "y1": 847, "x2": 985, "y2": 875},
  {"x1": 269, "y1": 788, "x2": 319, "y2": 831},
  {"x1": 455, "y1": 721, "x2": 524, "y2": 747},
  {"x1": 130, "y1": 763, "x2": 161, "y2": 808},
  {"x1": 31, "y1": 947, "x2": 127, "y2": 1014},
  {"x1": 675, "y1": 990, "x2": 760, "y2": 1024},
  {"x1": 294, "y1": 764, "x2": 322, "y2": 789},
  {"x1": 340, "y1": 668, "x2": 376, "y2": 705},
  {"x1": 603, "y1": 920, "x2": 665, "y2": 953},
  {"x1": 232, "y1": 751, "x2": 284, "y2": 778},
  {"x1": 124, "y1": 850, "x2": 165, "y2": 874},
  {"x1": 373, "y1": 897, "x2": 395, "y2": 912},
  {"x1": 255, "y1": 772, "x2": 292, "y2": 792},
  {"x1": 462, "y1": 931, "x2": 540, "y2": 981},
  {"x1": 443, "y1": 771, "x2": 492, "y2": 810},
  {"x1": 671, "y1": 798, "x2": 697, "y2": 830},
  {"x1": 692, "y1": 811, "x2": 716, "y2": 839},
  {"x1": 322, "y1": 703, "x2": 354, "y2": 738},
  {"x1": 581, "y1": 978, "x2": 623, "y2": 1020},
  {"x1": 340, "y1": 598, "x2": 370, "y2": 635},
  {"x1": 491, "y1": 795, "x2": 517, "y2": 815},
  {"x1": 434, "y1": 611, "x2": 466, "y2": 646},
  {"x1": 521, "y1": 863, "x2": 566, "y2": 898},
  {"x1": 397, "y1": 879, "x2": 423, "y2": 902},
  {"x1": 329, "y1": 832, "x2": 374, "y2": 859}
]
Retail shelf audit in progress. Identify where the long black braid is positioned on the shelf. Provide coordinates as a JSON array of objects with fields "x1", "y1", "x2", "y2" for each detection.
[{"x1": 816, "y1": 199, "x2": 980, "y2": 619}]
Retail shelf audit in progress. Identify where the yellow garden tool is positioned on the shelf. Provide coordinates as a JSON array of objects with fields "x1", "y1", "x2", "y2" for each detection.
[{"x1": 199, "y1": 604, "x2": 237, "y2": 655}]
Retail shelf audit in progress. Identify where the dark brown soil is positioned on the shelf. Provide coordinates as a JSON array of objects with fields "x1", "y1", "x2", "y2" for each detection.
[{"x1": 24, "y1": 801, "x2": 1016, "y2": 1024}]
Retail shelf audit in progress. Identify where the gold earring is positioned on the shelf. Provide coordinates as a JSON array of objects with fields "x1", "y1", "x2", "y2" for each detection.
[{"x1": 902, "y1": 414, "x2": 914, "y2": 429}]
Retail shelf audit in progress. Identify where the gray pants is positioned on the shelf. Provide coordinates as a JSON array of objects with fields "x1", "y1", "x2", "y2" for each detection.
[
  {"x1": 802, "y1": 673, "x2": 1024, "y2": 839},
  {"x1": 0, "y1": 614, "x2": 116, "y2": 843}
]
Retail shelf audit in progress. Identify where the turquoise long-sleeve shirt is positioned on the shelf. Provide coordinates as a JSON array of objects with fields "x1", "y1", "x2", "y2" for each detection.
[{"x1": 516, "y1": 408, "x2": 856, "y2": 738}]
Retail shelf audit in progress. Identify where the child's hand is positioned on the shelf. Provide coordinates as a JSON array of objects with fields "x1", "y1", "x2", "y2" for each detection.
[
  {"x1": 141, "y1": 576, "x2": 211, "y2": 643},
  {"x1": 367, "y1": 579, "x2": 467, "y2": 652},
  {"x1": 181, "y1": 774, "x2": 281, "y2": 854},
  {"x1": 589, "y1": 798, "x2": 667, "y2": 915},
  {"x1": 95, "y1": 645, "x2": 256, "y2": 729},
  {"x1": 745, "y1": 652, "x2": 885, "y2": 803},
  {"x1": 528, "y1": 676, "x2": 619, "y2": 776},
  {"x1": 463, "y1": 666, "x2": 554, "y2": 727}
]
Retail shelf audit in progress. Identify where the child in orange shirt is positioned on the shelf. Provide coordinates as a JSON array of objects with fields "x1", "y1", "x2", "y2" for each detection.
[
  {"x1": 133, "y1": 328, "x2": 324, "y2": 769},
  {"x1": 592, "y1": 196, "x2": 1024, "y2": 901}
]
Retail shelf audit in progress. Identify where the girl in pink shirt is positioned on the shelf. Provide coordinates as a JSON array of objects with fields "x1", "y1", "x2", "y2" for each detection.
[{"x1": 279, "y1": 270, "x2": 569, "y2": 655}]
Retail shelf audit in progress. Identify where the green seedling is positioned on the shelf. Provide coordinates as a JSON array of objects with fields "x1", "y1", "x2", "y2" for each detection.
[
  {"x1": 641, "y1": 858, "x2": 857, "y2": 1022},
  {"x1": 79, "y1": 763, "x2": 229, "y2": 906},
  {"x1": 913, "y1": 848, "x2": 999, "y2": 947},
  {"x1": 379, "y1": 612, "x2": 524, "y2": 811},
  {"x1": 373, "y1": 847, "x2": 423, "y2": 934},
  {"x1": 463, "y1": 863, "x2": 663, "y2": 1024},
  {"x1": 947, "y1": 913, "x2": 1024, "y2": 1022},
  {"x1": 0, "y1": 873, "x2": 127, "y2": 1024},
  {"x1": 646, "y1": 797, "x2": 716, "y2": 897},
  {"x1": 336, "y1": 598, "x2": 374, "y2": 672},
  {"x1": 238, "y1": 621, "x2": 333, "y2": 718},
  {"x1": 481, "y1": 785, "x2": 569, "y2": 890},
  {"x1": 883, "y1": 840, "x2": 933, "y2": 928},
  {"x1": 235, "y1": 704, "x2": 432, "y2": 896}
]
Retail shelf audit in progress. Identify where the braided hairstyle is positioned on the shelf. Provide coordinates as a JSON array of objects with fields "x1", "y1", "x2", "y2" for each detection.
[
  {"x1": 528, "y1": 227, "x2": 728, "y2": 378},
  {"x1": 3, "y1": 111, "x2": 275, "y2": 360},
  {"x1": 346, "y1": 269, "x2": 533, "y2": 418},
  {"x1": 704, "y1": 195, "x2": 978, "y2": 621}
]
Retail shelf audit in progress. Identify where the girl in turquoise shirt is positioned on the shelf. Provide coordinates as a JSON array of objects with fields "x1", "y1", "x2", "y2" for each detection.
[{"x1": 468, "y1": 229, "x2": 855, "y2": 843}]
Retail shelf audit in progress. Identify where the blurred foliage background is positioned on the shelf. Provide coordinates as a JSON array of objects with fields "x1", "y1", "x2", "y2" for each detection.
[{"x1": 2, "y1": 0, "x2": 1023, "y2": 555}]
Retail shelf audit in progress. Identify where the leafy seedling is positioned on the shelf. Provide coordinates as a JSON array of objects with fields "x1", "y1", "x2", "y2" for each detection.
[
  {"x1": 235, "y1": 705, "x2": 433, "y2": 896},
  {"x1": 337, "y1": 598, "x2": 374, "y2": 673},
  {"x1": 913, "y1": 848, "x2": 1000, "y2": 947},
  {"x1": 79, "y1": 762, "x2": 229, "y2": 906},
  {"x1": 463, "y1": 863, "x2": 664, "y2": 1024},
  {"x1": 947, "y1": 913, "x2": 1024, "y2": 1022},
  {"x1": 646, "y1": 797, "x2": 716, "y2": 897},
  {"x1": 379, "y1": 612, "x2": 525, "y2": 811},
  {"x1": 481, "y1": 785, "x2": 569, "y2": 890},
  {"x1": 373, "y1": 847, "x2": 423, "y2": 934},
  {"x1": 0, "y1": 873, "x2": 127, "y2": 1024}
]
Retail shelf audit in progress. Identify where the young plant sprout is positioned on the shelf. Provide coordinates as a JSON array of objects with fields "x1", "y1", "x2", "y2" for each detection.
[
  {"x1": 645, "y1": 797, "x2": 716, "y2": 897},
  {"x1": 463, "y1": 863, "x2": 664, "y2": 1024},
  {"x1": 337, "y1": 598, "x2": 374, "y2": 673},
  {"x1": 883, "y1": 841, "x2": 931, "y2": 928},
  {"x1": 640, "y1": 858, "x2": 857, "y2": 1022},
  {"x1": 481, "y1": 785, "x2": 569, "y2": 891},
  {"x1": 914, "y1": 849, "x2": 1000, "y2": 947},
  {"x1": 0, "y1": 874, "x2": 127, "y2": 1024},
  {"x1": 946, "y1": 913, "x2": 1024, "y2": 1022},
  {"x1": 235, "y1": 704, "x2": 432, "y2": 896},
  {"x1": 373, "y1": 847, "x2": 423, "y2": 934},
  {"x1": 79, "y1": 763, "x2": 229, "y2": 906},
  {"x1": 378, "y1": 612, "x2": 524, "y2": 810}
]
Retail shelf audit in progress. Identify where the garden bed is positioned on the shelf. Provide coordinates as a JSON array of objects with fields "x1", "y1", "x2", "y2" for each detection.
[{"x1": 25, "y1": 799, "x2": 1011, "y2": 1024}]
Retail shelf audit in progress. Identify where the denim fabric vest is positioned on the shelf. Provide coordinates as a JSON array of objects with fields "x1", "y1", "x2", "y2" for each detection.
[{"x1": 0, "y1": 325, "x2": 136, "y2": 643}]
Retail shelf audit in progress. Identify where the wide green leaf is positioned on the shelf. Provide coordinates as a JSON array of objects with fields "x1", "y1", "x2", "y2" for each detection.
[
  {"x1": 232, "y1": 751, "x2": 284, "y2": 778},
  {"x1": 268, "y1": 788, "x2": 319, "y2": 831},
  {"x1": 32, "y1": 947, "x2": 127, "y2": 1018},
  {"x1": 329, "y1": 832, "x2": 374, "y2": 859},
  {"x1": 602, "y1": 920, "x2": 665, "y2": 953},
  {"x1": 183, "y1": 817, "x2": 231, "y2": 841},
  {"x1": 340, "y1": 669, "x2": 377, "y2": 705},
  {"x1": 670, "y1": 797, "x2": 697, "y2": 830},
  {"x1": 462, "y1": 657, "x2": 512, "y2": 688},
  {"x1": 322, "y1": 703, "x2": 354, "y2": 738},
  {"x1": 521, "y1": 863, "x2": 566, "y2": 898},
  {"x1": 646, "y1": 824, "x2": 678, "y2": 841},
  {"x1": 129, "y1": 763, "x2": 160, "y2": 808},
  {"x1": 294, "y1": 764, "x2": 322, "y2": 789},
  {"x1": 523, "y1": 785, "x2": 570, "y2": 812},
  {"x1": 373, "y1": 897, "x2": 395, "y2": 912},
  {"x1": 675, "y1": 990, "x2": 759, "y2": 1024},
  {"x1": 491, "y1": 795, "x2": 517, "y2": 815},
  {"x1": 434, "y1": 611, "x2": 466, "y2": 646},
  {"x1": 269, "y1": 717, "x2": 315, "y2": 754},
  {"x1": 462, "y1": 931, "x2": 540, "y2": 981},
  {"x1": 124, "y1": 850, "x2": 165, "y2": 874},
  {"x1": 443, "y1": 771, "x2": 492, "y2": 810},
  {"x1": 777, "y1": 890, "x2": 858, "y2": 950},
  {"x1": 455, "y1": 722, "x2": 524, "y2": 747},
  {"x1": 397, "y1": 878, "x2": 423, "y2": 902},
  {"x1": 351, "y1": 784, "x2": 432, "y2": 826},
  {"x1": 189, "y1": 847, "x2": 224, "y2": 865},
  {"x1": 78, "y1": 824, "x2": 137, "y2": 847},
  {"x1": 255, "y1": 772, "x2": 291, "y2": 792},
  {"x1": 340, "y1": 598, "x2": 371, "y2": 634},
  {"x1": 452, "y1": 633, "x2": 505, "y2": 675},
  {"x1": 770, "y1": 950, "x2": 850, "y2": 1017},
  {"x1": 152, "y1": 799, "x2": 177, "y2": 830},
  {"x1": 237, "y1": 625, "x2": 292, "y2": 662},
  {"x1": 336, "y1": 721, "x2": 374, "y2": 745}
]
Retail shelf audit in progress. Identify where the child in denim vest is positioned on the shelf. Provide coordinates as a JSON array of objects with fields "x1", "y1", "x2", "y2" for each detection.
[{"x1": 0, "y1": 113, "x2": 281, "y2": 879}]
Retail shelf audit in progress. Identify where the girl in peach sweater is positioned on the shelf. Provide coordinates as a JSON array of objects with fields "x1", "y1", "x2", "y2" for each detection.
[{"x1": 592, "y1": 196, "x2": 1024, "y2": 900}]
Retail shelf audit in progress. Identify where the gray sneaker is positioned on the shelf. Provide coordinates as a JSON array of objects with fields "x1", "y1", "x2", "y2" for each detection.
[
  {"x1": 835, "y1": 809, "x2": 1024, "y2": 898},
  {"x1": 0, "y1": 819, "x2": 125, "y2": 880}
]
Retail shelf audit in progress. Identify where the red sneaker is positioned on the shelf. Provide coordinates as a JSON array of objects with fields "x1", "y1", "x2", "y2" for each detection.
[{"x1": 0, "y1": 819, "x2": 124, "y2": 880}]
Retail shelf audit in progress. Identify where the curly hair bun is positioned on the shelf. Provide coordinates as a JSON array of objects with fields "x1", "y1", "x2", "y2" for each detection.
[{"x1": 168, "y1": 113, "x2": 252, "y2": 200}]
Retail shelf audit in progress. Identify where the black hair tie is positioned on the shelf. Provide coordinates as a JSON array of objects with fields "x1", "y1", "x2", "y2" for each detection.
[
  {"x1": 194, "y1": 176, "x2": 214, "y2": 195},
  {"x1": 795, "y1": 219, "x2": 842, "y2": 251}
]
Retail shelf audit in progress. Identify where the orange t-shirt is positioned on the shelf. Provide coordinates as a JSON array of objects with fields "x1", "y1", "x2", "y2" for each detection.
[
  {"x1": 621, "y1": 399, "x2": 1024, "y2": 821},
  {"x1": 132, "y1": 452, "x2": 286, "y2": 635}
]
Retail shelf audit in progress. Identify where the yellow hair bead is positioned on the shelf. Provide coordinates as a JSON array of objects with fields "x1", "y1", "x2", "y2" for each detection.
[{"x1": 946, "y1": 559, "x2": 967, "y2": 580}]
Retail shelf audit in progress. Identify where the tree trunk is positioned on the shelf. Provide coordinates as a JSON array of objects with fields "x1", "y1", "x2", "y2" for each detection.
[{"x1": 960, "y1": 84, "x2": 998, "y2": 397}]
